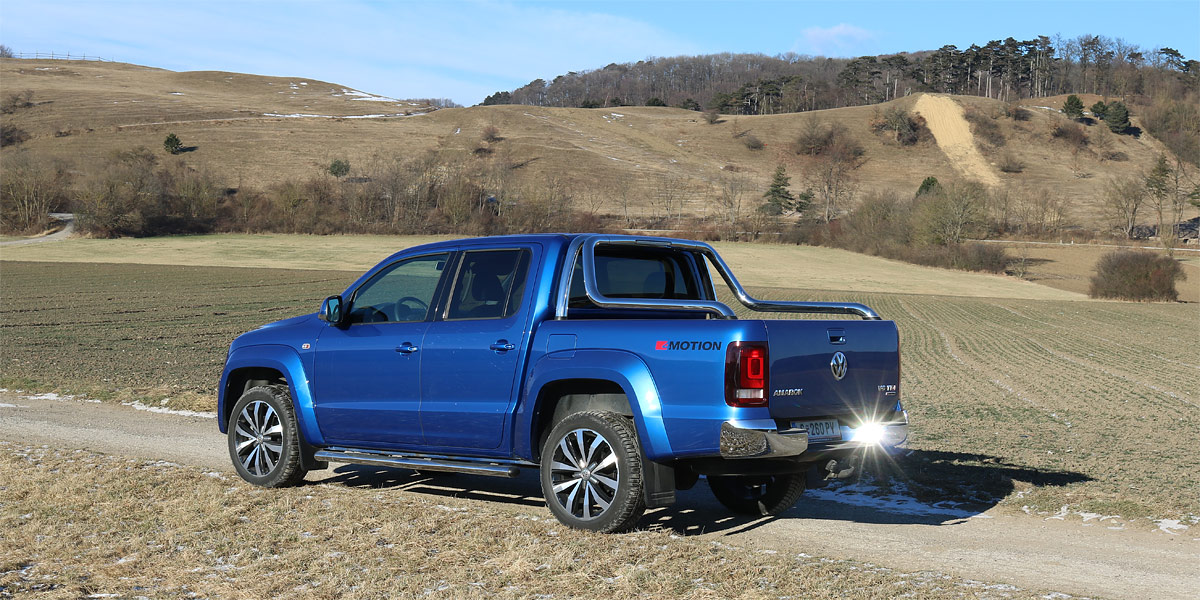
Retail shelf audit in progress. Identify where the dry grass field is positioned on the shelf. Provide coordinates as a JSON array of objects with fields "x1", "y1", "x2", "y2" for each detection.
[
  {"x1": 1003, "y1": 242, "x2": 1200, "y2": 302},
  {"x1": 1, "y1": 252, "x2": 1195, "y2": 522},
  {"x1": 3, "y1": 59, "x2": 1190, "y2": 230},
  {"x1": 0, "y1": 233, "x2": 1087, "y2": 300},
  {"x1": 0, "y1": 443, "x2": 1061, "y2": 600}
]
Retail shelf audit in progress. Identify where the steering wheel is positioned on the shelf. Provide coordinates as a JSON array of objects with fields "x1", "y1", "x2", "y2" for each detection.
[
  {"x1": 395, "y1": 296, "x2": 429, "y2": 320},
  {"x1": 397, "y1": 296, "x2": 429, "y2": 312}
]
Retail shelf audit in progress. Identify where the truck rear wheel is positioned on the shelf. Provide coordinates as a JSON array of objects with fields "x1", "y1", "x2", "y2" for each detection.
[
  {"x1": 228, "y1": 385, "x2": 308, "y2": 488},
  {"x1": 707, "y1": 473, "x2": 805, "y2": 516},
  {"x1": 540, "y1": 411, "x2": 646, "y2": 533}
]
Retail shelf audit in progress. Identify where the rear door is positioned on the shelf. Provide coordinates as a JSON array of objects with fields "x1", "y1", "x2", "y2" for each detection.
[
  {"x1": 764, "y1": 320, "x2": 900, "y2": 428},
  {"x1": 418, "y1": 246, "x2": 538, "y2": 450}
]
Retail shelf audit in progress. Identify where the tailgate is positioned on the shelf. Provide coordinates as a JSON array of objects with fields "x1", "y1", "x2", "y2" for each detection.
[{"x1": 764, "y1": 320, "x2": 900, "y2": 422}]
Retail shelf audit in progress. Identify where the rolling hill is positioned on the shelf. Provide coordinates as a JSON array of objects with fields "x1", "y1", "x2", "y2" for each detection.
[{"x1": 0, "y1": 58, "x2": 1192, "y2": 230}]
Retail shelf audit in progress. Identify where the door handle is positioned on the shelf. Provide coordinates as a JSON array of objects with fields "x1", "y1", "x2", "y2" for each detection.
[
  {"x1": 395, "y1": 342, "x2": 419, "y2": 354},
  {"x1": 489, "y1": 341, "x2": 516, "y2": 352}
]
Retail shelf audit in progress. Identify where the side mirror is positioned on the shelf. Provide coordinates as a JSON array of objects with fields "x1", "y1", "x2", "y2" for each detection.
[{"x1": 319, "y1": 295, "x2": 344, "y2": 326}]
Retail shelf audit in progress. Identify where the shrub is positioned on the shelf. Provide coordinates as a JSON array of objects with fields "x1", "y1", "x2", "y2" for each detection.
[
  {"x1": 163, "y1": 133, "x2": 183, "y2": 154},
  {"x1": 792, "y1": 120, "x2": 863, "y2": 159},
  {"x1": 702, "y1": 109, "x2": 720, "y2": 124},
  {"x1": 963, "y1": 107, "x2": 1005, "y2": 148},
  {"x1": 1089, "y1": 251, "x2": 1185, "y2": 301},
  {"x1": 1006, "y1": 104, "x2": 1031, "y2": 121},
  {"x1": 0, "y1": 89, "x2": 32, "y2": 114},
  {"x1": 741, "y1": 133, "x2": 764, "y2": 150},
  {"x1": 481, "y1": 125, "x2": 502, "y2": 142},
  {"x1": 871, "y1": 106, "x2": 929, "y2": 146},
  {"x1": 1103, "y1": 151, "x2": 1129, "y2": 162},
  {"x1": 1051, "y1": 122, "x2": 1088, "y2": 148},
  {"x1": 0, "y1": 122, "x2": 29, "y2": 146},
  {"x1": 645, "y1": 97, "x2": 666, "y2": 107},
  {"x1": 998, "y1": 153, "x2": 1025, "y2": 173},
  {"x1": 328, "y1": 158, "x2": 350, "y2": 179}
]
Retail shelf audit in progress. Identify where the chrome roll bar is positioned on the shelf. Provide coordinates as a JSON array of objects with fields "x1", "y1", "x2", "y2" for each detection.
[{"x1": 553, "y1": 235, "x2": 881, "y2": 320}]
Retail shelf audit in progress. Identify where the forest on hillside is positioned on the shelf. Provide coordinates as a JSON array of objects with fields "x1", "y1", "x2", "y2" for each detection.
[{"x1": 482, "y1": 34, "x2": 1198, "y2": 164}]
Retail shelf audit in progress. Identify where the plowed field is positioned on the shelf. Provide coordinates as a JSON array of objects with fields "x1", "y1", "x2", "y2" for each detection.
[{"x1": 1, "y1": 261, "x2": 1197, "y2": 520}]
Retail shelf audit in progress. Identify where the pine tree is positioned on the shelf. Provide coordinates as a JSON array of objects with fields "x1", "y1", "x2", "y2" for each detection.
[
  {"x1": 163, "y1": 133, "x2": 182, "y2": 154},
  {"x1": 1104, "y1": 101, "x2": 1130, "y2": 133},
  {"x1": 762, "y1": 164, "x2": 798, "y2": 214},
  {"x1": 1090, "y1": 101, "x2": 1107, "y2": 121},
  {"x1": 1063, "y1": 95, "x2": 1084, "y2": 120}
]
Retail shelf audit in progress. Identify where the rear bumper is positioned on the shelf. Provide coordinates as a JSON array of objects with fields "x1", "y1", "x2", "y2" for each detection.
[
  {"x1": 718, "y1": 414, "x2": 908, "y2": 459},
  {"x1": 719, "y1": 421, "x2": 810, "y2": 458}
]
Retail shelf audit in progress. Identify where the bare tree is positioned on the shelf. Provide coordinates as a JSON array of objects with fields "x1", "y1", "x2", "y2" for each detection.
[
  {"x1": 918, "y1": 181, "x2": 987, "y2": 245},
  {"x1": 1103, "y1": 178, "x2": 1145, "y2": 239},
  {"x1": 714, "y1": 172, "x2": 749, "y2": 238}
]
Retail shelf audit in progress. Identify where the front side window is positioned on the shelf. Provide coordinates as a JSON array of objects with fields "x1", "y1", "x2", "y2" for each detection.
[
  {"x1": 446, "y1": 249, "x2": 530, "y2": 320},
  {"x1": 348, "y1": 253, "x2": 449, "y2": 324}
]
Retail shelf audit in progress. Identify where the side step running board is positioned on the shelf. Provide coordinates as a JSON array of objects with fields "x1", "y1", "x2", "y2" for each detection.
[{"x1": 314, "y1": 447, "x2": 535, "y2": 478}]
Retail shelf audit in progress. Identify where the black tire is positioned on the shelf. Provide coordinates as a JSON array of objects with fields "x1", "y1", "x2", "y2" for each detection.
[
  {"x1": 707, "y1": 473, "x2": 805, "y2": 516},
  {"x1": 540, "y1": 411, "x2": 646, "y2": 533},
  {"x1": 228, "y1": 384, "x2": 308, "y2": 487}
]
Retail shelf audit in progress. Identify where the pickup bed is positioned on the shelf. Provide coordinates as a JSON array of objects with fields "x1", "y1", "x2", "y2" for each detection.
[{"x1": 219, "y1": 234, "x2": 907, "y2": 532}]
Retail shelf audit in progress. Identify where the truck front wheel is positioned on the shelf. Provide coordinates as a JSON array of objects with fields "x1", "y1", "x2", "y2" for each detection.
[
  {"x1": 540, "y1": 411, "x2": 646, "y2": 533},
  {"x1": 707, "y1": 473, "x2": 805, "y2": 516},
  {"x1": 228, "y1": 385, "x2": 308, "y2": 488}
]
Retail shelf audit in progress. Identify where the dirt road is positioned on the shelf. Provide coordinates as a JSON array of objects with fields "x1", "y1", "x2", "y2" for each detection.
[
  {"x1": 0, "y1": 213, "x2": 75, "y2": 247},
  {"x1": 914, "y1": 94, "x2": 1002, "y2": 186},
  {"x1": 3, "y1": 391, "x2": 1197, "y2": 599}
]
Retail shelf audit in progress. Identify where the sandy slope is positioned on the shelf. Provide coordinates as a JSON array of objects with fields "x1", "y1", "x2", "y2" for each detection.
[
  {"x1": 914, "y1": 94, "x2": 1002, "y2": 186},
  {"x1": 3, "y1": 390, "x2": 1197, "y2": 599}
]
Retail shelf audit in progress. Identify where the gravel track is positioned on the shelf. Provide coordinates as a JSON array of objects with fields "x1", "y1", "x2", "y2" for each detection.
[{"x1": 2, "y1": 390, "x2": 1197, "y2": 599}]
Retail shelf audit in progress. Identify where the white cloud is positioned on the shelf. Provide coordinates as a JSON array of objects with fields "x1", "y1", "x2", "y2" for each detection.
[{"x1": 794, "y1": 23, "x2": 875, "y2": 57}]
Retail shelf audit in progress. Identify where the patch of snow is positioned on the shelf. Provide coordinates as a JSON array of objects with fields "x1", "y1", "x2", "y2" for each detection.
[
  {"x1": 610, "y1": 113, "x2": 624, "y2": 118},
  {"x1": 454, "y1": 127, "x2": 461, "y2": 135},
  {"x1": 168, "y1": 92, "x2": 184, "y2": 96},
  {"x1": 341, "y1": 88, "x2": 400, "y2": 102},
  {"x1": 0, "y1": 403, "x2": 25, "y2": 408},
  {"x1": 806, "y1": 482, "x2": 986, "y2": 519},
  {"x1": 1154, "y1": 519, "x2": 1188, "y2": 535},
  {"x1": 300, "y1": 82, "x2": 307, "y2": 85},
  {"x1": 263, "y1": 112, "x2": 423, "y2": 120},
  {"x1": 26, "y1": 392, "x2": 75, "y2": 401},
  {"x1": 122, "y1": 401, "x2": 216, "y2": 419}
]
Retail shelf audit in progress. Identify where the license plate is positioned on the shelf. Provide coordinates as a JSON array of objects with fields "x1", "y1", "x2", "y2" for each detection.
[{"x1": 793, "y1": 419, "x2": 842, "y2": 441}]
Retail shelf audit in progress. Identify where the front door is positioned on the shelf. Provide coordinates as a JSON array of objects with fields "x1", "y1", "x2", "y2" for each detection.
[
  {"x1": 420, "y1": 248, "x2": 536, "y2": 450},
  {"x1": 313, "y1": 252, "x2": 450, "y2": 447}
]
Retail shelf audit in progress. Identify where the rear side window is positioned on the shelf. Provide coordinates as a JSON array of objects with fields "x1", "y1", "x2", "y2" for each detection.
[
  {"x1": 446, "y1": 249, "x2": 531, "y2": 320},
  {"x1": 569, "y1": 247, "x2": 701, "y2": 307}
]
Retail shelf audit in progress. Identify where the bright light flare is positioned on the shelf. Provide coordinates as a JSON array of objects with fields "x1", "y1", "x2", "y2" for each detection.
[{"x1": 851, "y1": 421, "x2": 886, "y2": 445}]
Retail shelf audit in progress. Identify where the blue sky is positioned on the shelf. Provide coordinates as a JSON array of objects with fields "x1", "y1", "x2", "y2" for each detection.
[{"x1": 2, "y1": 1, "x2": 1197, "y2": 105}]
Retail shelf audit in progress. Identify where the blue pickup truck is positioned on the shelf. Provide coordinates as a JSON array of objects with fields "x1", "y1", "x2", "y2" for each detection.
[{"x1": 219, "y1": 234, "x2": 906, "y2": 532}]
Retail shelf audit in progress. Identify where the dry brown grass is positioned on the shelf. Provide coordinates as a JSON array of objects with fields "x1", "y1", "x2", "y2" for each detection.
[
  {"x1": 1000, "y1": 242, "x2": 1200, "y2": 303},
  {"x1": 0, "y1": 443, "x2": 1047, "y2": 599},
  {"x1": 3, "y1": 59, "x2": 1191, "y2": 230}
]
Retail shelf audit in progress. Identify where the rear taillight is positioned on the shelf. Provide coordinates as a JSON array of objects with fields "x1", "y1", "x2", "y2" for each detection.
[{"x1": 726, "y1": 342, "x2": 768, "y2": 407}]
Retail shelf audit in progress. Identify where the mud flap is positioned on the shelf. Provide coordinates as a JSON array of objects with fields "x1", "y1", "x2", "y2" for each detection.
[{"x1": 642, "y1": 457, "x2": 676, "y2": 508}]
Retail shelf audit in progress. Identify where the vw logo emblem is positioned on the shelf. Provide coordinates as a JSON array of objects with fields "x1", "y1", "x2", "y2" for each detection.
[{"x1": 830, "y1": 352, "x2": 848, "y2": 380}]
